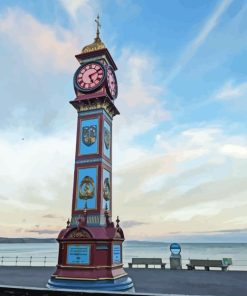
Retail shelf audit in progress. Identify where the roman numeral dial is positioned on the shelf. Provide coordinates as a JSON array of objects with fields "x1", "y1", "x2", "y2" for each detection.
[
  {"x1": 106, "y1": 66, "x2": 118, "y2": 99},
  {"x1": 74, "y1": 62, "x2": 106, "y2": 93}
]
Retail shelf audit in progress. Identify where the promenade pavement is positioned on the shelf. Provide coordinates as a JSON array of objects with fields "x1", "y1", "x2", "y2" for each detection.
[{"x1": 0, "y1": 266, "x2": 246, "y2": 296}]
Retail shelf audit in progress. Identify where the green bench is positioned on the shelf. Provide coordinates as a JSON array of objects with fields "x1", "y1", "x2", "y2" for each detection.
[
  {"x1": 187, "y1": 258, "x2": 232, "y2": 271},
  {"x1": 128, "y1": 258, "x2": 166, "y2": 269}
]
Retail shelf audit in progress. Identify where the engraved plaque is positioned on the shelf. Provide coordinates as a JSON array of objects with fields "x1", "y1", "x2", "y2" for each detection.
[{"x1": 67, "y1": 244, "x2": 90, "y2": 265}]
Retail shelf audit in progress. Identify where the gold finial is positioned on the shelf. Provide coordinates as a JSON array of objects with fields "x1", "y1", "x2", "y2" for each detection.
[
  {"x1": 95, "y1": 14, "x2": 101, "y2": 40},
  {"x1": 82, "y1": 14, "x2": 105, "y2": 54}
]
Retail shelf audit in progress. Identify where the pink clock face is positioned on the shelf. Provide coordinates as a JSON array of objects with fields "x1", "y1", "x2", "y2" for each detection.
[
  {"x1": 107, "y1": 67, "x2": 118, "y2": 99},
  {"x1": 75, "y1": 62, "x2": 105, "y2": 91}
]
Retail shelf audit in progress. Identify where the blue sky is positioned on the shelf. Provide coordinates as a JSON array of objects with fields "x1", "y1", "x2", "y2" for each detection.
[{"x1": 0, "y1": 0, "x2": 246, "y2": 242}]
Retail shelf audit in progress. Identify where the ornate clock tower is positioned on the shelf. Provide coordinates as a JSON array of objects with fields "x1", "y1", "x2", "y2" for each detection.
[{"x1": 47, "y1": 17, "x2": 134, "y2": 292}]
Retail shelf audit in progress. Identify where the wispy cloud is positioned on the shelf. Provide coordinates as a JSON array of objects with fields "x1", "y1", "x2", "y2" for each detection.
[
  {"x1": 213, "y1": 228, "x2": 247, "y2": 233},
  {"x1": 166, "y1": 0, "x2": 233, "y2": 84},
  {"x1": 28, "y1": 229, "x2": 59, "y2": 235},
  {"x1": 42, "y1": 214, "x2": 65, "y2": 219},
  {"x1": 121, "y1": 220, "x2": 147, "y2": 229},
  {"x1": 59, "y1": 0, "x2": 90, "y2": 20},
  {"x1": 215, "y1": 80, "x2": 247, "y2": 100}
]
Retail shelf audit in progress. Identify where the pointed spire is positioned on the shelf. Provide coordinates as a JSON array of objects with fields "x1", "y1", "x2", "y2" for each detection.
[
  {"x1": 95, "y1": 14, "x2": 101, "y2": 41},
  {"x1": 82, "y1": 14, "x2": 105, "y2": 53}
]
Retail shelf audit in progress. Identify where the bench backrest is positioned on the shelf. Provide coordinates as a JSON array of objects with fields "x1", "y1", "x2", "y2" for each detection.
[
  {"x1": 132, "y1": 258, "x2": 162, "y2": 264},
  {"x1": 190, "y1": 259, "x2": 223, "y2": 267}
]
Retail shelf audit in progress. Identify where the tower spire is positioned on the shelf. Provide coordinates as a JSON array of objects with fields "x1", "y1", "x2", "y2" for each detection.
[
  {"x1": 95, "y1": 14, "x2": 101, "y2": 41},
  {"x1": 82, "y1": 15, "x2": 105, "y2": 54}
]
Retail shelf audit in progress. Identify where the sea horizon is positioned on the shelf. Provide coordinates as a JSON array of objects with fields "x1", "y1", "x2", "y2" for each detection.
[{"x1": 0, "y1": 237, "x2": 247, "y2": 244}]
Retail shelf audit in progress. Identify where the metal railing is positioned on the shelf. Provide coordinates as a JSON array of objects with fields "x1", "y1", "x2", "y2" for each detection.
[
  {"x1": 0, "y1": 256, "x2": 57, "y2": 266},
  {"x1": 0, "y1": 256, "x2": 247, "y2": 270}
]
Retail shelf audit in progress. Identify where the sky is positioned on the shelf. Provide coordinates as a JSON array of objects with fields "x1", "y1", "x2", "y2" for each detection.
[{"x1": 0, "y1": 0, "x2": 247, "y2": 242}]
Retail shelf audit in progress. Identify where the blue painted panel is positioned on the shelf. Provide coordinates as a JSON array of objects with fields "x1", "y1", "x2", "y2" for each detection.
[
  {"x1": 79, "y1": 118, "x2": 99, "y2": 155},
  {"x1": 76, "y1": 167, "x2": 97, "y2": 210},
  {"x1": 67, "y1": 244, "x2": 90, "y2": 265},
  {"x1": 103, "y1": 120, "x2": 111, "y2": 159},
  {"x1": 102, "y1": 169, "x2": 111, "y2": 211},
  {"x1": 112, "y1": 244, "x2": 121, "y2": 264}
]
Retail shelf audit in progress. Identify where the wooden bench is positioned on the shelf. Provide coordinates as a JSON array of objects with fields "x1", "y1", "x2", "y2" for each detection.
[
  {"x1": 128, "y1": 258, "x2": 166, "y2": 269},
  {"x1": 187, "y1": 258, "x2": 232, "y2": 271}
]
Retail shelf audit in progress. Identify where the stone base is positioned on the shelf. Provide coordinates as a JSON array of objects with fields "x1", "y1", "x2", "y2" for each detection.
[{"x1": 47, "y1": 275, "x2": 134, "y2": 292}]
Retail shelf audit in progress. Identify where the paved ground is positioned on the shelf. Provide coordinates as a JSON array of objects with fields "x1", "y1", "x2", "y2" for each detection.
[{"x1": 0, "y1": 266, "x2": 246, "y2": 295}]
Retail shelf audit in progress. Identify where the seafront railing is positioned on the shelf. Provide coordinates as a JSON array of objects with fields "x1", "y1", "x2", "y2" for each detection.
[
  {"x1": 1, "y1": 256, "x2": 247, "y2": 270},
  {"x1": 0, "y1": 256, "x2": 57, "y2": 267}
]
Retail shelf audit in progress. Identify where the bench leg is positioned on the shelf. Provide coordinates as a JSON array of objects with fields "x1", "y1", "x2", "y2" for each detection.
[
  {"x1": 205, "y1": 266, "x2": 210, "y2": 271},
  {"x1": 128, "y1": 263, "x2": 132, "y2": 268},
  {"x1": 145, "y1": 264, "x2": 148, "y2": 268}
]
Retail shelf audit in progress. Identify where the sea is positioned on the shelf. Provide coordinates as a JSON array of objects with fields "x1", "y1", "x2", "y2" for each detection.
[{"x1": 0, "y1": 241, "x2": 246, "y2": 270}]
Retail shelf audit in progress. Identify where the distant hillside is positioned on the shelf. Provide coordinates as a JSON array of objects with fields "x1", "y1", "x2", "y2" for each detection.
[{"x1": 0, "y1": 237, "x2": 56, "y2": 243}]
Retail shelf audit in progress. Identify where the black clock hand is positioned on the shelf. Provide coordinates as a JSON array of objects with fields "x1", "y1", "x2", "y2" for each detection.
[{"x1": 88, "y1": 70, "x2": 97, "y2": 82}]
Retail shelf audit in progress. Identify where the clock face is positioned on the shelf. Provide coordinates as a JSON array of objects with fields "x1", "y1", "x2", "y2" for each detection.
[
  {"x1": 74, "y1": 62, "x2": 106, "y2": 92},
  {"x1": 106, "y1": 66, "x2": 118, "y2": 99}
]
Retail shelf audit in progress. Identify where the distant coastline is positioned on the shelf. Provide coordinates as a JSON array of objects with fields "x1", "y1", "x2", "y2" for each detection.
[{"x1": 0, "y1": 237, "x2": 56, "y2": 243}]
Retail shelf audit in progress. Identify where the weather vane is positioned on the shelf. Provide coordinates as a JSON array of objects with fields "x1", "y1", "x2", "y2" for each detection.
[{"x1": 95, "y1": 14, "x2": 101, "y2": 39}]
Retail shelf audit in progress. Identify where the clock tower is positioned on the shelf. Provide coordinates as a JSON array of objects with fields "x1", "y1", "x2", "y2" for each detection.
[{"x1": 47, "y1": 16, "x2": 134, "y2": 292}]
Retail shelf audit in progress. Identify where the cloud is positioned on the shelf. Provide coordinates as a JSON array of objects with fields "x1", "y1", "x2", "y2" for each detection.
[
  {"x1": 0, "y1": 195, "x2": 8, "y2": 201},
  {"x1": 215, "y1": 80, "x2": 247, "y2": 100},
  {"x1": 60, "y1": 0, "x2": 90, "y2": 20},
  {"x1": 112, "y1": 124, "x2": 247, "y2": 239},
  {"x1": 212, "y1": 228, "x2": 247, "y2": 233},
  {"x1": 121, "y1": 220, "x2": 147, "y2": 229},
  {"x1": 27, "y1": 224, "x2": 59, "y2": 235},
  {"x1": 166, "y1": 0, "x2": 233, "y2": 83},
  {"x1": 27, "y1": 229, "x2": 59, "y2": 235},
  {"x1": 117, "y1": 49, "x2": 164, "y2": 107},
  {"x1": 221, "y1": 144, "x2": 247, "y2": 159},
  {"x1": 42, "y1": 214, "x2": 65, "y2": 219},
  {"x1": 182, "y1": 128, "x2": 221, "y2": 145},
  {"x1": 59, "y1": 0, "x2": 102, "y2": 53},
  {"x1": 0, "y1": 1, "x2": 101, "y2": 74},
  {"x1": 0, "y1": 8, "x2": 78, "y2": 72},
  {"x1": 0, "y1": 129, "x2": 74, "y2": 237},
  {"x1": 214, "y1": 80, "x2": 247, "y2": 111},
  {"x1": 112, "y1": 49, "x2": 170, "y2": 169}
]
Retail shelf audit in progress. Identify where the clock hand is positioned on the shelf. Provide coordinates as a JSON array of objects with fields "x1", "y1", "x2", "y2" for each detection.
[{"x1": 88, "y1": 70, "x2": 97, "y2": 81}]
